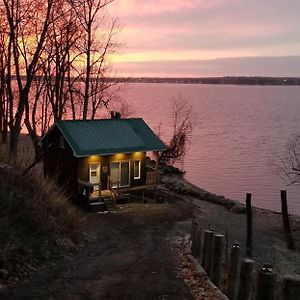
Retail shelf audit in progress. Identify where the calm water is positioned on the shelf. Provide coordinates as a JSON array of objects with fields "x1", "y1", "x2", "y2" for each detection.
[{"x1": 120, "y1": 83, "x2": 300, "y2": 215}]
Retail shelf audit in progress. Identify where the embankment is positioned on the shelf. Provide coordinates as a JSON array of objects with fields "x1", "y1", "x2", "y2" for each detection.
[{"x1": 0, "y1": 164, "x2": 85, "y2": 285}]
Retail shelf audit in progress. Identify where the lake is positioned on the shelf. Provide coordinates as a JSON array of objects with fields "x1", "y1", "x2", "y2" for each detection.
[{"x1": 120, "y1": 83, "x2": 300, "y2": 215}]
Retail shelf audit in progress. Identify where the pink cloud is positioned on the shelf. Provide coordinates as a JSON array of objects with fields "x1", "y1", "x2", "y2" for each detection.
[{"x1": 109, "y1": 0, "x2": 220, "y2": 17}]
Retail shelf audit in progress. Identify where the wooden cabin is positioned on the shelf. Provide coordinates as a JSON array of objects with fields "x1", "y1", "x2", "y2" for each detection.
[{"x1": 41, "y1": 117, "x2": 166, "y2": 210}]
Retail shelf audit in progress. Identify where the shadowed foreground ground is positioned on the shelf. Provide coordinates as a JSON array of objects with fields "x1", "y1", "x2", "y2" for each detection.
[{"x1": 2, "y1": 200, "x2": 198, "y2": 300}]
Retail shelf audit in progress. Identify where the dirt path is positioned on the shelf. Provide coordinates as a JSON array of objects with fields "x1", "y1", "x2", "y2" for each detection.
[{"x1": 2, "y1": 201, "x2": 197, "y2": 300}]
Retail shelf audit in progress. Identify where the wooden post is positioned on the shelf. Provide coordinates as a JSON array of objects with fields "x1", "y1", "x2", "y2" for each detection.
[
  {"x1": 191, "y1": 220, "x2": 198, "y2": 244},
  {"x1": 281, "y1": 190, "x2": 295, "y2": 250},
  {"x1": 196, "y1": 227, "x2": 203, "y2": 261},
  {"x1": 227, "y1": 242, "x2": 241, "y2": 300},
  {"x1": 154, "y1": 151, "x2": 159, "y2": 185},
  {"x1": 225, "y1": 228, "x2": 229, "y2": 269},
  {"x1": 202, "y1": 229, "x2": 209, "y2": 266},
  {"x1": 246, "y1": 193, "x2": 253, "y2": 257},
  {"x1": 192, "y1": 227, "x2": 202, "y2": 259},
  {"x1": 255, "y1": 264, "x2": 277, "y2": 300},
  {"x1": 204, "y1": 229, "x2": 215, "y2": 276},
  {"x1": 142, "y1": 190, "x2": 146, "y2": 203},
  {"x1": 211, "y1": 233, "x2": 224, "y2": 287},
  {"x1": 238, "y1": 258, "x2": 254, "y2": 300},
  {"x1": 86, "y1": 186, "x2": 90, "y2": 209},
  {"x1": 283, "y1": 275, "x2": 300, "y2": 300}
]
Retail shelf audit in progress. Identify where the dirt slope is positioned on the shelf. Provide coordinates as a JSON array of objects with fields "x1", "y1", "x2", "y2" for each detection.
[{"x1": 2, "y1": 201, "x2": 197, "y2": 299}]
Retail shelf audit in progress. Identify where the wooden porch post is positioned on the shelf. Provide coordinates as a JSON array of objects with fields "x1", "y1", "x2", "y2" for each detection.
[{"x1": 154, "y1": 151, "x2": 159, "y2": 184}]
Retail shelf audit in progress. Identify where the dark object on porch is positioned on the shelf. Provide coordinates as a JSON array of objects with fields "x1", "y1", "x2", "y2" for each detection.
[{"x1": 40, "y1": 118, "x2": 166, "y2": 211}]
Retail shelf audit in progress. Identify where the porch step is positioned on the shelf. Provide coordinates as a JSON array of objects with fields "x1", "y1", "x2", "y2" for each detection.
[
  {"x1": 103, "y1": 198, "x2": 113, "y2": 204},
  {"x1": 89, "y1": 201, "x2": 107, "y2": 212}
]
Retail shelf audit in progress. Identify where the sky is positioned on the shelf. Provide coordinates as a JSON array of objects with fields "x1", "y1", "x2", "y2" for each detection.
[{"x1": 108, "y1": 0, "x2": 300, "y2": 77}]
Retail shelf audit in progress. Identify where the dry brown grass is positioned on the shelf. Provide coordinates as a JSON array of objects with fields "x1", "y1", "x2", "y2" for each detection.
[
  {"x1": 0, "y1": 136, "x2": 86, "y2": 278},
  {"x1": 0, "y1": 134, "x2": 35, "y2": 171}
]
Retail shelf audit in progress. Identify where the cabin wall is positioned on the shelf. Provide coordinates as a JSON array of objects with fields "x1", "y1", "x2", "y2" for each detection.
[
  {"x1": 43, "y1": 126, "x2": 78, "y2": 195},
  {"x1": 77, "y1": 152, "x2": 146, "y2": 190}
]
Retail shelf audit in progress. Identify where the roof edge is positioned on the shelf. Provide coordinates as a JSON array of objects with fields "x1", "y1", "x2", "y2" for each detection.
[
  {"x1": 73, "y1": 147, "x2": 167, "y2": 158},
  {"x1": 55, "y1": 122, "x2": 79, "y2": 157}
]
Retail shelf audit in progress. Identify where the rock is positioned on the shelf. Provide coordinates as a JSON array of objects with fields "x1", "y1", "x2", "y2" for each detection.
[
  {"x1": 231, "y1": 204, "x2": 246, "y2": 214},
  {"x1": 0, "y1": 283, "x2": 8, "y2": 292},
  {"x1": 162, "y1": 165, "x2": 184, "y2": 176},
  {"x1": 200, "y1": 192, "x2": 209, "y2": 200},
  {"x1": 0, "y1": 269, "x2": 9, "y2": 280},
  {"x1": 225, "y1": 199, "x2": 237, "y2": 209}
]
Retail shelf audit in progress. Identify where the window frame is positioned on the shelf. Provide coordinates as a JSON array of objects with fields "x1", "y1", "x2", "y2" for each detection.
[
  {"x1": 110, "y1": 160, "x2": 131, "y2": 188},
  {"x1": 133, "y1": 160, "x2": 141, "y2": 180}
]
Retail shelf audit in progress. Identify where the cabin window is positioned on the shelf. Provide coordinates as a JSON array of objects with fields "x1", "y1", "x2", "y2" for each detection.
[
  {"x1": 110, "y1": 161, "x2": 130, "y2": 188},
  {"x1": 59, "y1": 136, "x2": 65, "y2": 149},
  {"x1": 134, "y1": 160, "x2": 141, "y2": 179},
  {"x1": 89, "y1": 163, "x2": 101, "y2": 191}
]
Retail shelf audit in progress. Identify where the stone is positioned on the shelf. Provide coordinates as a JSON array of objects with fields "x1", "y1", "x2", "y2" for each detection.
[{"x1": 0, "y1": 269, "x2": 9, "y2": 280}]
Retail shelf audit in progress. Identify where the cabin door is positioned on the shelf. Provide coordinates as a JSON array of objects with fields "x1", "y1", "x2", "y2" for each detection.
[
  {"x1": 89, "y1": 163, "x2": 101, "y2": 191},
  {"x1": 110, "y1": 161, "x2": 130, "y2": 188}
]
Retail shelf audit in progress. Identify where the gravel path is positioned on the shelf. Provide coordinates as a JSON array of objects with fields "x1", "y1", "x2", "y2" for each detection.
[{"x1": 2, "y1": 199, "x2": 222, "y2": 300}]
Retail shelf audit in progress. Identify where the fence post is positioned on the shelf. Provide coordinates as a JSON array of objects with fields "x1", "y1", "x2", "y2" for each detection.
[
  {"x1": 191, "y1": 220, "x2": 198, "y2": 244},
  {"x1": 255, "y1": 264, "x2": 277, "y2": 300},
  {"x1": 246, "y1": 193, "x2": 253, "y2": 257},
  {"x1": 281, "y1": 190, "x2": 295, "y2": 250},
  {"x1": 211, "y1": 233, "x2": 224, "y2": 287},
  {"x1": 196, "y1": 227, "x2": 203, "y2": 259},
  {"x1": 227, "y1": 242, "x2": 241, "y2": 300},
  {"x1": 238, "y1": 258, "x2": 254, "y2": 300},
  {"x1": 283, "y1": 275, "x2": 300, "y2": 300},
  {"x1": 203, "y1": 229, "x2": 215, "y2": 275},
  {"x1": 202, "y1": 229, "x2": 209, "y2": 266},
  {"x1": 225, "y1": 228, "x2": 229, "y2": 269},
  {"x1": 192, "y1": 227, "x2": 202, "y2": 258}
]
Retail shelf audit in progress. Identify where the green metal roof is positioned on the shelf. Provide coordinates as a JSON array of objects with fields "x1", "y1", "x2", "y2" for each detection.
[{"x1": 55, "y1": 118, "x2": 166, "y2": 157}]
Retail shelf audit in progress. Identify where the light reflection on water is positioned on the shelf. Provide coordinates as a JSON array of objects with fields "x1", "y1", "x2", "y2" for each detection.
[{"x1": 121, "y1": 83, "x2": 300, "y2": 215}]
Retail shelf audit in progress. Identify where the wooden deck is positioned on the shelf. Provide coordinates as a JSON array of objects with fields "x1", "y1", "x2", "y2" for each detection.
[{"x1": 77, "y1": 171, "x2": 160, "y2": 211}]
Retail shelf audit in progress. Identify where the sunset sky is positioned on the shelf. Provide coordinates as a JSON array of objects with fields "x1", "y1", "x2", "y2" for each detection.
[{"x1": 109, "y1": 0, "x2": 300, "y2": 77}]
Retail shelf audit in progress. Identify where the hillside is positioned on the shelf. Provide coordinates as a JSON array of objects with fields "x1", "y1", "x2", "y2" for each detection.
[{"x1": 0, "y1": 164, "x2": 85, "y2": 285}]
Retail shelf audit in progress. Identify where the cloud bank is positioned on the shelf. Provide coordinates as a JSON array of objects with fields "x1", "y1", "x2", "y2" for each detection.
[{"x1": 109, "y1": 0, "x2": 300, "y2": 76}]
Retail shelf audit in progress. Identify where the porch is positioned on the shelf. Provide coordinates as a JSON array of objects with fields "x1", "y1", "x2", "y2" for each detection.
[{"x1": 77, "y1": 170, "x2": 160, "y2": 211}]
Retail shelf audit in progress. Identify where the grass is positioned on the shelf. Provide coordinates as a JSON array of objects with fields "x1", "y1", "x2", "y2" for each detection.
[{"x1": 0, "y1": 136, "x2": 86, "y2": 279}]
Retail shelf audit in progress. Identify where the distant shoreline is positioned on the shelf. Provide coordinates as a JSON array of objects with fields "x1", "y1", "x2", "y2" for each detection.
[
  {"x1": 14, "y1": 75, "x2": 300, "y2": 86},
  {"x1": 122, "y1": 76, "x2": 300, "y2": 86}
]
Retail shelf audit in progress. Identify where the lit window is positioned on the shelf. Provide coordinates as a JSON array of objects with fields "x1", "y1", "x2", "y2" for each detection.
[{"x1": 134, "y1": 160, "x2": 141, "y2": 179}]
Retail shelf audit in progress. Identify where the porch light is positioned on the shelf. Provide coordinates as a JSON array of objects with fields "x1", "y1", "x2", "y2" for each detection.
[
  {"x1": 114, "y1": 153, "x2": 126, "y2": 160},
  {"x1": 88, "y1": 155, "x2": 99, "y2": 162},
  {"x1": 133, "y1": 151, "x2": 143, "y2": 157}
]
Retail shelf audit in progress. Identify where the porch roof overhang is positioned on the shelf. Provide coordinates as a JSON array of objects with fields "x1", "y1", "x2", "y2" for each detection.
[{"x1": 54, "y1": 118, "x2": 166, "y2": 157}]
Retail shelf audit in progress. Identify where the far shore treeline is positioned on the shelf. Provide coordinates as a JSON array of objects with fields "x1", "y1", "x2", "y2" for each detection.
[
  {"x1": 123, "y1": 76, "x2": 300, "y2": 86},
  {"x1": 12, "y1": 75, "x2": 300, "y2": 86}
]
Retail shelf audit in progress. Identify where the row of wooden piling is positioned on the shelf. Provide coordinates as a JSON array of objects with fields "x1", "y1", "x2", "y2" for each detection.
[{"x1": 191, "y1": 221, "x2": 300, "y2": 300}]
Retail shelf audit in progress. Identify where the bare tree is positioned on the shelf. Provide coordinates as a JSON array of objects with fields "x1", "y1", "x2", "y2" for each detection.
[
  {"x1": 159, "y1": 95, "x2": 195, "y2": 166},
  {"x1": 1, "y1": 0, "x2": 121, "y2": 160},
  {"x1": 68, "y1": 0, "x2": 118, "y2": 119},
  {"x1": 0, "y1": 7, "x2": 9, "y2": 143},
  {"x1": 2, "y1": 0, "x2": 54, "y2": 158},
  {"x1": 281, "y1": 135, "x2": 300, "y2": 185}
]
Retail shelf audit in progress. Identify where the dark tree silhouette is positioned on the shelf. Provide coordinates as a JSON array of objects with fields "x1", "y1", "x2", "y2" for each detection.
[
  {"x1": 159, "y1": 95, "x2": 195, "y2": 166},
  {"x1": 281, "y1": 135, "x2": 300, "y2": 184}
]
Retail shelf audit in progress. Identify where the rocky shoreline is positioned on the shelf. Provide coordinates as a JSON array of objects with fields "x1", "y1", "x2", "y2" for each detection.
[
  {"x1": 159, "y1": 166, "x2": 300, "y2": 278},
  {"x1": 160, "y1": 164, "x2": 248, "y2": 213},
  {"x1": 162, "y1": 174, "x2": 247, "y2": 214}
]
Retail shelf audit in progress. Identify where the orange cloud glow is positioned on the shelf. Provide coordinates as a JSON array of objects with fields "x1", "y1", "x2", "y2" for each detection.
[{"x1": 107, "y1": 0, "x2": 300, "y2": 77}]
